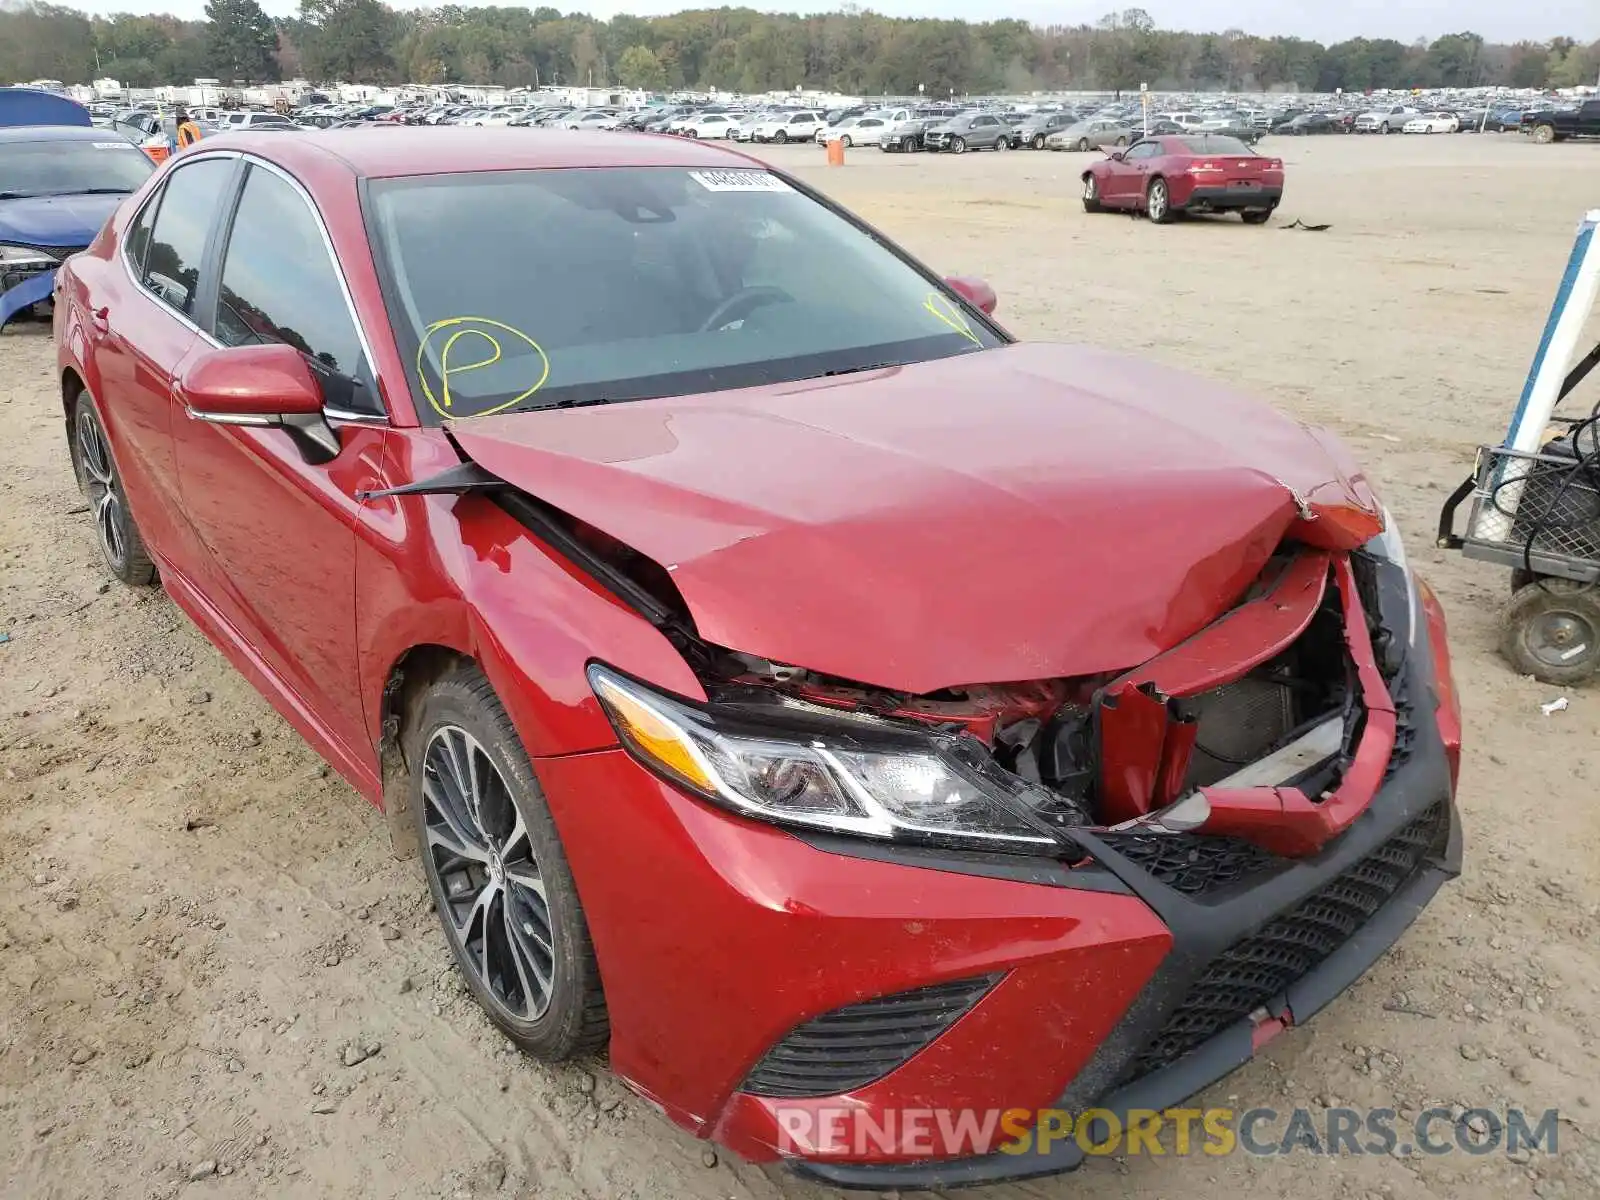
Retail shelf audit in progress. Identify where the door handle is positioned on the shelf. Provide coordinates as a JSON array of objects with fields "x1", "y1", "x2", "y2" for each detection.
[{"x1": 90, "y1": 306, "x2": 109, "y2": 333}]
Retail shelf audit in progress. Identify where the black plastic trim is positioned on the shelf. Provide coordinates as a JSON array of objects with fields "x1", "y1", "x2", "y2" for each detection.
[{"x1": 791, "y1": 832, "x2": 1133, "y2": 893}]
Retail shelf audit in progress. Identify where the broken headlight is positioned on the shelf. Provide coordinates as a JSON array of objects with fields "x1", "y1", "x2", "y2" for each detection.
[
  {"x1": 588, "y1": 663, "x2": 1065, "y2": 853},
  {"x1": 1364, "y1": 506, "x2": 1420, "y2": 650}
]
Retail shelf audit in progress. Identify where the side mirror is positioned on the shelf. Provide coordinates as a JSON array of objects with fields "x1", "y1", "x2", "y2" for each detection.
[
  {"x1": 944, "y1": 275, "x2": 998, "y2": 316},
  {"x1": 176, "y1": 342, "x2": 340, "y2": 464},
  {"x1": 1109, "y1": 149, "x2": 1126, "y2": 161}
]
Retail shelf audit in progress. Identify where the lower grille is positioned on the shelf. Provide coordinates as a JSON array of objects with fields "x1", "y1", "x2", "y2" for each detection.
[
  {"x1": 741, "y1": 974, "x2": 1000, "y2": 1099},
  {"x1": 1117, "y1": 801, "x2": 1449, "y2": 1083},
  {"x1": 1097, "y1": 832, "x2": 1281, "y2": 897},
  {"x1": 1186, "y1": 677, "x2": 1295, "y2": 787}
]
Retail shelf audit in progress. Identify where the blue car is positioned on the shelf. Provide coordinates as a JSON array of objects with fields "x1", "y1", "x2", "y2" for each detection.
[{"x1": 0, "y1": 126, "x2": 155, "y2": 327}]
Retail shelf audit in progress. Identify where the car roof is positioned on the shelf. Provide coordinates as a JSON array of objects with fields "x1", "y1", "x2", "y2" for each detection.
[
  {"x1": 190, "y1": 127, "x2": 766, "y2": 180},
  {"x1": 0, "y1": 125, "x2": 118, "y2": 145}
]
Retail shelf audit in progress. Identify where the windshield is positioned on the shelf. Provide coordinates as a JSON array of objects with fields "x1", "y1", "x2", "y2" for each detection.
[
  {"x1": 366, "y1": 166, "x2": 1004, "y2": 422},
  {"x1": 0, "y1": 138, "x2": 154, "y2": 198}
]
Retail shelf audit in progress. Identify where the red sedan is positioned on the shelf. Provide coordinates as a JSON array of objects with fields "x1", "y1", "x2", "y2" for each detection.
[
  {"x1": 1082, "y1": 133, "x2": 1285, "y2": 224},
  {"x1": 53, "y1": 129, "x2": 1458, "y2": 1185}
]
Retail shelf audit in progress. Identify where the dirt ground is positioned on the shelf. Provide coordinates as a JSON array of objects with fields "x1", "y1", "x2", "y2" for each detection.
[{"x1": 2, "y1": 133, "x2": 1599, "y2": 1200}]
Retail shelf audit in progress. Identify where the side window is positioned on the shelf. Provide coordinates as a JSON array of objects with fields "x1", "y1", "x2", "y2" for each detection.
[
  {"x1": 124, "y1": 189, "x2": 158, "y2": 278},
  {"x1": 1126, "y1": 141, "x2": 1160, "y2": 160},
  {"x1": 141, "y1": 157, "x2": 233, "y2": 317},
  {"x1": 212, "y1": 164, "x2": 374, "y2": 410}
]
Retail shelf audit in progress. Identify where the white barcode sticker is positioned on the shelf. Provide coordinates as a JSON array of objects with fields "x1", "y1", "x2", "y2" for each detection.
[{"x1": 688, "y1": 169, "x2": 792, "y2": 193}]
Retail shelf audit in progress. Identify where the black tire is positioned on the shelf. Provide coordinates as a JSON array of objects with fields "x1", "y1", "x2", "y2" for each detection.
[
  {"x1": 1241, "y1": 209, "x2": 1273, "y2": 225},
  {"x1": 1146, "y1": 177, "x2": 1174, "y2": 224},
  {"x1": 409, "y1": 666, "x2": 609, "y2": 1060},
  {"x1": 1076, "y1": 137, "x2": 1090, "y2": 152},
  {"x1": 71, "y1": 391, "x2": 156, "y2": 586},
  {"x1": 1531, "y1": 124, "x2": 1557, "y2": 145},
  {"x1": 951, "y1": 136, "x2": 966, "y2": 154},
  {"x1": 1032, "y1": 134, "x2": 1046, "y2": 149},
  {"x1": 840, "y1": 135, "x2": 852, "y2": 148},
  {"x1": 1082, "y1": 173, "x2": 1103, "y2": 213},
  {"x1": 993, "y1": 135, "x2": 1008, "y2": 151},
  {"x1": 1114, "y1": 135, "x2": 1128, "y2": 147},
  {"x1": 773, "y1": 130, "x2": 788, "y2": 144},
  {"x1": 1500, "y1": 580, "x2": 1600, "y2": 686}
]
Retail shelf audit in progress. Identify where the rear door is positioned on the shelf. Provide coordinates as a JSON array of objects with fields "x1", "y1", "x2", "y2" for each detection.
[{"x1": 86, "y1": 154, "x2": 237, "y2": 581}]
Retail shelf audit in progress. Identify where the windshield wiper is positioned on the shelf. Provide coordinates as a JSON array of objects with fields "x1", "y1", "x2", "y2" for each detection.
[
  {"x1": 820, "y1": 361, "x2": 907, "y2": 378},
  {"x1": 523, "y1": 396, "x2": 619, "y2": 412},
  {"x1": 0, "y1": 191, "x2": 39, "y2": 200},
  {"x1": 66, "y1": 187, "x2": 136, "y2": 195}
]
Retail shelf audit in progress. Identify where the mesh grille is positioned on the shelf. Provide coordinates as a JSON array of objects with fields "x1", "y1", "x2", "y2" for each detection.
[
  {"x1": 1117, "y1": 801, "x2": 1449, "y2": 1084},
  {"x1": 741, "y1": 975, "x2": 1000, "y2": 1099},
  {"x1": 1186, "y1": 677, "x2": 1296, "y2": 787},
  {"x1": 1096, "y1": 833, "x2": 1280, "y2": 897},
  {"x1": 1465, "y1": 446, "x2": 1600, "y2": 566}
]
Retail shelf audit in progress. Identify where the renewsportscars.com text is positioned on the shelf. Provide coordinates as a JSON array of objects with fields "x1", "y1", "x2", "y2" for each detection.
[{"x1": 775, "y1": 1105, "x2": 1560, "y2": 1160}]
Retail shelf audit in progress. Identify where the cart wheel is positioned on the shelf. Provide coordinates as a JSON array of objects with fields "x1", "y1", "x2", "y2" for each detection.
[{"x1": 1500, "y1": 580, "x2": 1600, "y2": 686}]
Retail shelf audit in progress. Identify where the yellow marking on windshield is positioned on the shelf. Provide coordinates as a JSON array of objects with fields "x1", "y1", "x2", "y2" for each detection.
[
  {"x1": 923, "y1": 291, "x2": 983, "y2": 347},
  {"x1": 417, "y1": 317, "x2": 550, "y2": 419}
]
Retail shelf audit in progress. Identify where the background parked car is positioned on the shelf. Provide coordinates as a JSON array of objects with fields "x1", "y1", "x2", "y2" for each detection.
[
  {"x1": 752, "y1": 111, "x2": 823, "y2": 143},
  {"x1": 1403, "y1": 112, "x2": 1460, "y2": 134},
  {"x1": 1046, "y1": 118, "x2": 1134, "y2": 151},
  {"x1": 880, "y1": 117, "x2": 935, "y2": 152},
  {"x1": 924, "y1": 112, "x2": 1012, "y2": 153},
  {"x1": 823, "y1": 116, "x2": 888, "y2": 147},
  {"x1": 1353, "y1": 105, "x2": 1420, "y2": 134},
  {"x1": 680, "y1": 112, "x2": 737, "y2": 139},
  {"x1": 1013, "y1": 111, "x2": 1076, "y2": 149},
  {"x1": 1272, "y1": 112, "x2": 1341, "y2": 135}
]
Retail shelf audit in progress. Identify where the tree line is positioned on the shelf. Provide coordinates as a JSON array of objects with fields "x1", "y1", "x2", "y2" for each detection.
[{"x1": 2, "y1": 1, "x2": 1596, "y2": 98}]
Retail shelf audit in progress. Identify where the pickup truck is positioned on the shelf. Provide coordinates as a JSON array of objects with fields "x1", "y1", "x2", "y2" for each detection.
[{"x1": 1526, "y1": 99, "x2": 1600, "y2": 144}]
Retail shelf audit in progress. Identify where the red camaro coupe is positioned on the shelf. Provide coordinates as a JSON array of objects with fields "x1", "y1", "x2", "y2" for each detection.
[
  {"x1": 53, "y1": 130, "x2": 1458, "y2": 1185},
  {"x1": 1082, "y1": 133, "x2": 1285, "y2": 224}
]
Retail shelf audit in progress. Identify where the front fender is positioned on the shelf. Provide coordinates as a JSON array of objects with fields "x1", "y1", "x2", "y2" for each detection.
[{"x1": 356, "y1": 430, "x2": 705, "y2": 772}]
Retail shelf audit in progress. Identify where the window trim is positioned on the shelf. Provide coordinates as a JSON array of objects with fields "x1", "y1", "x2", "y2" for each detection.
[
  {"x1": 205, "y1": 158, "x2": 383, "y2": 418},
  {"x1": 119, "y1": 150, "x2": 241, "y2": 336},
  {"x1": 120, "y1": 148, "x2": 388, "y2": 426}
]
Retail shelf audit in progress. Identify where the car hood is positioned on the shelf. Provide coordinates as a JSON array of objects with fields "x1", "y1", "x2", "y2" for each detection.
[
  {"x1": 449, "y1": 342, "x2": 1381, "y2": 694},
  {"x1": 0, "y1": 192, "x2": 125, "y2": 246}
]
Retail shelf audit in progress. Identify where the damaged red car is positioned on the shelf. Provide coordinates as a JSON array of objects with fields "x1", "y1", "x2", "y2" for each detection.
[{"x1": 54, "y1": 130, "x2": 1462, "y2": 1186}]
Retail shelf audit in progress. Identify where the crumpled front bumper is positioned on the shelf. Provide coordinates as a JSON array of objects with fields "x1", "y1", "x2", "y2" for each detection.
[{"x1": 0, "y1": 266, "x2": 56, "y2": 328}]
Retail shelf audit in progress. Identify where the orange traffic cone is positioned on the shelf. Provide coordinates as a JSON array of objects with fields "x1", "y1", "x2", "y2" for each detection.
[{"x1": 826, "y1": 139, "x2": 845, "y2": 167}]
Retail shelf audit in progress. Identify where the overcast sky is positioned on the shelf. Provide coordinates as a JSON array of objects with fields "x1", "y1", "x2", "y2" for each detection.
[{"x1": 65, "y1": 0, "x2": 1598, "y2": 44}]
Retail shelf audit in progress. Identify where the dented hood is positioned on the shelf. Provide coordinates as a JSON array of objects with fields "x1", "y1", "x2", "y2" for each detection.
[{"x1": 449, "y1": 342, "x2": 1379, "y2": 693}]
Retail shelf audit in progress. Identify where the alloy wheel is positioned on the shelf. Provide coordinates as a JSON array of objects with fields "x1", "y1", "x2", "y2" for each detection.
[
  {"x1": 1083, "y1": 176, "x2": 1098, "y2": 200},
  {"x1": 422, "y1": 725, "x2": 556, "y2": 1022},
  {"x1": 1148, "y1": 180, "x2": 1168, "y2": 222},
  {"x1": 76, "y1": 407, "x2": 126, "y2": 572}
]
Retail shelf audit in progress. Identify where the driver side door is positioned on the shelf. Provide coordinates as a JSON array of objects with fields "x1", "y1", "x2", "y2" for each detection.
[
  {"x1": 170, "y1": 158, "x2": 389, "y2": 786},
  {"x1": 1103, "y1": 140, "x2": 1161, "y2": 206}
]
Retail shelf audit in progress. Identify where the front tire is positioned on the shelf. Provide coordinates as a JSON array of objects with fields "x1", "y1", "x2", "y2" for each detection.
[
  {"x1": 951, "y1": 136, "x2": 967, "y2": 154},
  {"x1": 1146, "y1": 177, "x2": 1174, "y2": 224},
  {"x1": 773, "y1": 130, "x2": 788, "y2": 144},
  {"x1": 840, "y1": 135, "x2": 852, "y2": 148},
  {"x1": 1082, "y1": 174, "x2": 1103, "y2": 213},
  {"x1": 409, "y1": 667, "x2": 609, "y2": 1060},
  {"x1": 1531, "y1": 123, "x2": 1557, "y2": 145},
  {"x1": 72, "y1": 392, "x2": 156, "y2": 586},
  {"x1": 1076, "y1": 137, "x2": 1090, "y2": 152},
  {"x1": 1032, "y1": 134, "x2": 1046, "y2": 149}
]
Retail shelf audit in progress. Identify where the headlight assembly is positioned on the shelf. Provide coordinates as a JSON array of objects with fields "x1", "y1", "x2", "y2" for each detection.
[
  {"x1": 0, "y1": 244, "x2": 57, "y2": 268},
  {"x1": 587, "y1": 663, "x2": 1065, "y2": 853}
]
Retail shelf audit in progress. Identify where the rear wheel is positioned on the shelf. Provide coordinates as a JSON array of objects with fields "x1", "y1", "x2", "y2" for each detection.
[
  {"x1": 410, "y1": 666, "x2": 609, "y2": 1060},
  {"x1": 1082, "y1": 174, "x2": 1103, "y2": 213},
  {"x1": 1531, "y1": 123, "x2": 1557, "y2": 145},
  {"x1": 1114, "y1": 135, "x2": 1128, "y2": 147},
  {"x1": 1146, "y1": 177, "x2": 1174, "y2": 224},
  {"x1": 1241, "y1": 209, "x2": 1273, "y2": 225},
  {"x1": 1500, "y1": 580, "x2": 1600, "y2": 686},
  {"x1": 994, "y1": 136, "x2": 1008, "y2": 151},
  {"x1": 72, "y1": 392, "x2": 156, "y2": 586}
]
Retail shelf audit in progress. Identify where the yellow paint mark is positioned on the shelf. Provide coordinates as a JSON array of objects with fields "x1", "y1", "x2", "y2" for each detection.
[
  {"x1": 923, "y1": 291, "x2": 983, "y2": 347},
  {"x1": 417, "y1": 316, "x2": 550, "y2": 419}
]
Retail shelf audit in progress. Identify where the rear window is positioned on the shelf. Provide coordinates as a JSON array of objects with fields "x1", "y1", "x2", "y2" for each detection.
[{"x1": 1179, "y1": 136, "x2": 1254, "y2": 156}]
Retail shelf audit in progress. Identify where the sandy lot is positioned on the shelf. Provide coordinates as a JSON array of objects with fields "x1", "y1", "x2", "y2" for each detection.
[{"x1": 2, "y1": 133, "x2": 1599, "y2": 1200}]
